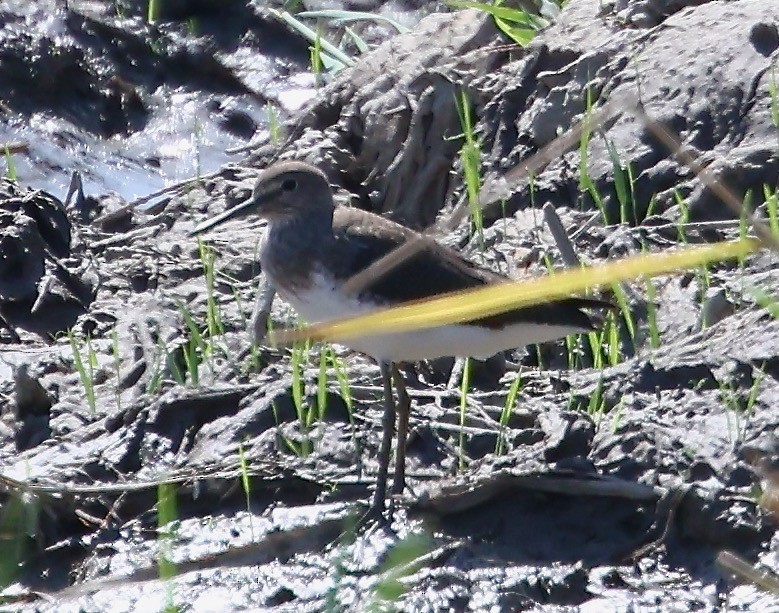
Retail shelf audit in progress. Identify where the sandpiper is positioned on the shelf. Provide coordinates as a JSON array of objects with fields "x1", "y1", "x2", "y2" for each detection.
[{"x1": 194, "y1": 161, "x2": 604, "y2": 519}]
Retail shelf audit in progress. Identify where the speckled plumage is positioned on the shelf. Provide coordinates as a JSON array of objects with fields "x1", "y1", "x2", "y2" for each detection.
[
  {"x1": 200, "y1": 161, "x2": 600, "y2": 354},
  {"x1": 194, "y1": 160, "x2": 606, "y2": 520}
]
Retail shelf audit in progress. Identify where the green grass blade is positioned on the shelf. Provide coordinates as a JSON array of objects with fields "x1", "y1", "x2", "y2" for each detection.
[
  {"x1": 0, "y1": 493, "x2": 39, "y2": 589},
  {"x1": 4, "y1": 146, "x2": 17, "y2": 182},
  {"x1": 447, "y1": 1, "x2": 546, "y2": 25},
  {"x1": 454, "y1": 90, "x2": 484, "y2": 249},
  {"x1": 157, "y1": 481, "x2": 178, "y2": 610},
  {"x1": 344, "y1": 26, "x2": 370, "y2": 53},
  {"x1": 317, "y1": 347, "x2": 328, "y2": 422},
  {"x1": 147, "y1": 0, "x2": 160, "y2": 23},
  {"x1": 605, "y1": 139, "x2": 632, "y2": 223},
  {"x1": 238, "y1": 442, "x2": 254, "y2": 539},
  {"x1": 68, "y1": 331, "x2": 96, "y2": 413},
  {"x1": 297, "y1": 10, "x2": 410, "y2": 33},
  {"x1": 763, "y1": 184, "x2": 779, "y2": 238},
  {"x1": 270, "y1": 9, "x2": 355, "y2": 69},
  {"x1": 496, "y1": 370, "x2": 522, "y2": 455},
  {"x1": 458, "y1": 358, "x2": 470, "y2": 472},
  {"x1": 746, "y1": 285, "x2": 779, "y2": 318},
  {"x1": 610, "y1": 282, "x2": 636, "y2": 343},
  {"x1": 644, "y1": 277, "x2": 661, "y2": 349}
]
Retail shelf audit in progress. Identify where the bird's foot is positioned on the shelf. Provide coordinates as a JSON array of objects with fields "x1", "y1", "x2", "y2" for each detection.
[{"x1": 354, "y1": 502, "x2": 391, "y2": 533}]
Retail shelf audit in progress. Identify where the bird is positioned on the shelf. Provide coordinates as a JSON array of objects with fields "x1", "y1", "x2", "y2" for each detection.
[{"x1": 193, "y1": 160, "x2": 606, "y2": 521}]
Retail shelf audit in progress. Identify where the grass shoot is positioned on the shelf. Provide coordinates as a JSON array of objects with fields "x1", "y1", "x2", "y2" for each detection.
[
  {"x1": 369, "y1": 534, "x2": 429, "y2": 611},
  {"x1": 448, "y1": 1, "x2": 551, "y2": 47},
  {"x1": 238, "y1": 442, "x2": 255, "y2": 539},
  {"x1": 0, "y1": 486, "x2": 40, "y2": 591},
  {"x1": 310, "y1": 25, "x2": 324, "y2": 88},
  {"x1": 68, "y1": 329, "x2": 97, "y2": 414},
  {"x1": 746, "y1": 285, "x2": 779, "y2": 318},
  {"x1": 587, "y1": 374, "x2": 606, "y2": 420},
  {"x1": 198, "y1": 238, "x2": 224, "y2": 342},
  {"x1": 605, "y1": 138, "x2": 637, "y2": 224},
  {"x1": 454, "y1": 90, "x2": 485, "y2": 250},
  {"x1": 289, "y1": 340, "x2": 314, "y2": 456},
  {"x1": 176, "y1": 301, "x2": 206, "y2": 385},
  {"x1": 579, "y1": 85, "x2": 607, "y2": 223},
  {"x1": 266, "y1": 103, "x2": 283, "y2": 145},
  {"x1": 721, "y1": 363, "x2": 766, "y2": 444},
  {"x1": 269, "y1": 9, "x2": 354, "y2": 73},
  {"x1": 3, "y1": 146, "x2": 17, "y2": 182},
  {"x1": 147, "y1": 0, "x2": 160, "y2": 23},
  {"x1": 496, "y1": 369, "x2": 523, "y2": 455},
  {"x1": 458, "y1": 358, "x2": 471, "y2": 472},
  {"x1": 764, "y1": 184, "x2": 779, "y2": 238},
  {"x1": 644, "y1": 276, "x2": 661, "y2": 349},
  {"x1": 157, "y1": 481, "x2": 178, "y2": 612}
]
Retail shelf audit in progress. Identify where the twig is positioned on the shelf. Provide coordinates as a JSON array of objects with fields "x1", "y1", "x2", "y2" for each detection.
[
  {"x1": 543, "y1": 203, "x2": 580, "y2": 267},
  {"x1": 416, "y1": 469, "x2": 661, "y2": 515},
  {"x1": 50, "y1": 517, "x2": 346, "y2": 599},
  {"x1": 631, "y1": 104, "x2": 779, "y2": 254},
  {"x1": 717, "y1": 550, "x2": 779, "y2": 594}
]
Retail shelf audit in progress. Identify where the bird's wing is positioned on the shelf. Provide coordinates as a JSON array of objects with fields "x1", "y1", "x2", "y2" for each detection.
[
  {"x1": 328, "y1": 207, "x2": 497, "y2": 302},
  {"x1": 328, "y1": 207, "x2": 603, "y2": 331}
]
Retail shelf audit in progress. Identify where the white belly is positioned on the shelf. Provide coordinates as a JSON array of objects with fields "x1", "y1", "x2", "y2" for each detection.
[{"x1": 277, "y1": 272, "x2": 583, "y2": 363}]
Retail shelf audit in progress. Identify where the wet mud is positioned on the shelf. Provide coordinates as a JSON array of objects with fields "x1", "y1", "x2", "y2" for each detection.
[{"x1": 0, "y1": 0, "x2": 777, "y2": 611}]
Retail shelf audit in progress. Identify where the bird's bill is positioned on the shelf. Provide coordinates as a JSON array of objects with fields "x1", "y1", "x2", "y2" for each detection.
[{"x1": 191, "y1": 192, "x2": 271, "y2": 235}]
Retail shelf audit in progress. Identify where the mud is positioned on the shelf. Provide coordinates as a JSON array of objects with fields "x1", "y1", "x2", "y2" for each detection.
[{"x1": 0, "y1": 0, "x2": 777, "y2": 611}]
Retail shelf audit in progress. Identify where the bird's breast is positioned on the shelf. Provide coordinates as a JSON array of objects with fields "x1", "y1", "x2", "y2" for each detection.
[
  {"x1": 276, "y1": 269, "x2": 381, "y2": 325},
  {"x1": 258, "y1": 225, "x2": 320, "y2": 294}
]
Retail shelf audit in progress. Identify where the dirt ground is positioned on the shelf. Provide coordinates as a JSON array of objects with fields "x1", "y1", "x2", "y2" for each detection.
[{"x1": 0, "y1": 0, "x2": 777, "y2": 611}]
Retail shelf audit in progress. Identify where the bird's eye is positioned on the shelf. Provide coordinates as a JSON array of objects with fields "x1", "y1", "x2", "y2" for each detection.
[{"x1": 281, "y1": 178, "x2": 297, "y2": 191}]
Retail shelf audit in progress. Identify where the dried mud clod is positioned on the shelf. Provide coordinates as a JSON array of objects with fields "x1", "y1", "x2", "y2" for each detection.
[{"x1": 0, "y1": 181, "x2": 100, "y2": 340}]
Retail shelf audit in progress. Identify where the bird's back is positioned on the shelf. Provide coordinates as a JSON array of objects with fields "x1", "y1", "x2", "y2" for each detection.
[
  {"x1": 325, "y1": 207, "x2": 600, "y2": 332},
  {"x1": 327, "y1": 207, "x2": 498, "y2": 301}
]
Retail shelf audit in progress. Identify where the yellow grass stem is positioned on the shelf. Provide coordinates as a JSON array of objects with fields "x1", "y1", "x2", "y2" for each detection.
[{"x1": 271, "y1": 238, "x2": 761, "y2": 346}]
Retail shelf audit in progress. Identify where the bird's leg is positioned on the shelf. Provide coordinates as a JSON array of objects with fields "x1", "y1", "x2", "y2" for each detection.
[
  {"x1": 390, "y1": 364, "x2": 411, "y2": 501},
  {"x1": 247, "y1": 277, "x2": 276, "y2": 345},
  {"x1": 370, "y1": 361, "x2": 397, "y2": 519}
]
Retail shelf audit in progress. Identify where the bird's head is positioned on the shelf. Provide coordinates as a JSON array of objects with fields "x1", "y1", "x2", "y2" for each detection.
[{"x1": 192, "y1": 161, "x2": 332, "y2": 234}]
